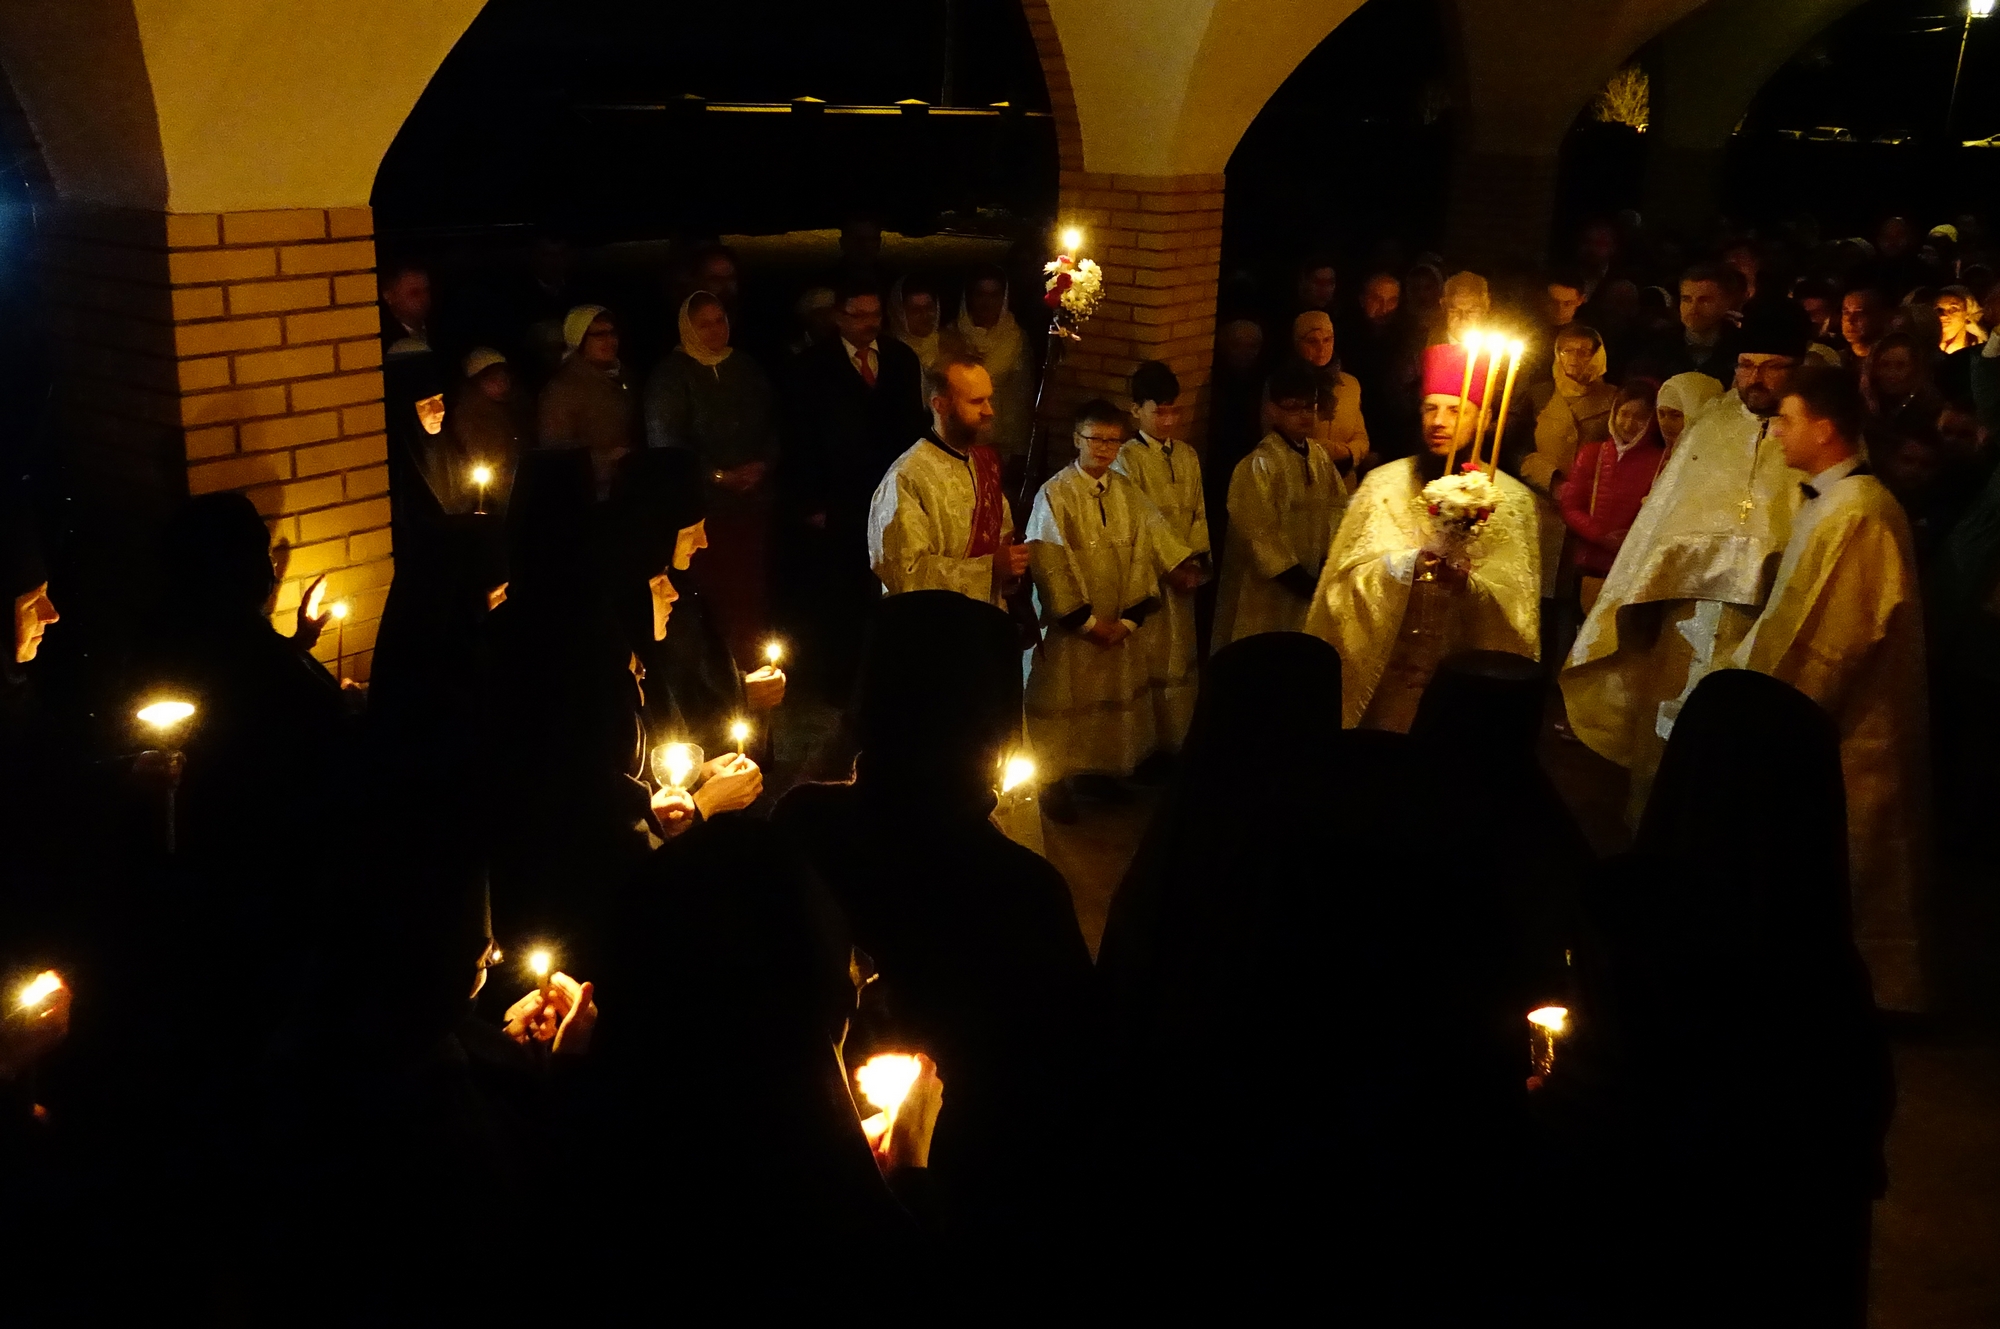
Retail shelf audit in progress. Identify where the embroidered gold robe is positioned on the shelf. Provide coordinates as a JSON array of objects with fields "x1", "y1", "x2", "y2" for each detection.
[
  {"x1": 1025, "y1": 463, "x2": 1190, "y2": 780},
  {"x1": 1560, "y1": 393, "x2": 1803, "y2": 817},
  {"x1": 1112, "y1": 431, "x2": 1209, "y2": 750},
  {"x1": 1731, "y1": 470, "x2": 1930, "y2": 1012},
  {"x1": 1304, "y1": 456, "x2": 1540, "y2": 729},
  {"x1": 1213, "y1": 432, "x2": 1342, "y2": 649}
]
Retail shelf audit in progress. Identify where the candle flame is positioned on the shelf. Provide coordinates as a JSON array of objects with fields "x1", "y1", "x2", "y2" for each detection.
[
  {"x1": 764, "y1": 639, "x2": 783, "y2": 666},
  {"x1": 855, "y1": 1053, "x2": 922, "y2": 1115},
  {"x1": 471, "y1": 464, "x2": 494, "y2": 486},
  {"x1": 529, "y1": 949, "x2": 552, "y2": 980},
  {"x1": 1060, "y1": 227, "x2": 1083, "y2": 254},
  {"x1": 730, "y1": 720, "x2": 751, "y2": 747},
  {"x1": 1527, "y1": 1005, "x2": 1569, "y2": 1033},
  {"x1": 660, "y1": 742, "x2": 696, "y2": 790},
  {"x1": 1001, "y1": 754, "x2": 1036, "y2": 794},
  {"x1": 1462, "y1": 329, "x2": 1485, "y2": 354},
  {"x1": 1508, "y1": 338, "x2": 1525, "y2": 358},
  {"x1": 17, "y1": 970, "x2": 60, "y2": 1010},
  {"x1": 489, "y1": 948, "x2": 503, "y2": 964},
  {"x1": 329, "y1": 600, "x2": 349, "y2": 620},
  {"x1": 135, "y1": 700, "x2": 196, "y2": 729}
]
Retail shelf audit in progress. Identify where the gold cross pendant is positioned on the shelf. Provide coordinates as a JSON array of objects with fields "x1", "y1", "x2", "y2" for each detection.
[{"x1": 1737, "y1": 496, "x2": 1755, "y2": 524}]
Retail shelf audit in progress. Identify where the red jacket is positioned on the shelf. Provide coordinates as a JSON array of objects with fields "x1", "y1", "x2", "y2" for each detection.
[{"x1": 1558, "y1": 436, "x2": 1666, "y2": 577}]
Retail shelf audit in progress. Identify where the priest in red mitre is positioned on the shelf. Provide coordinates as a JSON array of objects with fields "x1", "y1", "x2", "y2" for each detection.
[{"x1": 1305, "y1": 342, "x2": 1541, "y2": 730}]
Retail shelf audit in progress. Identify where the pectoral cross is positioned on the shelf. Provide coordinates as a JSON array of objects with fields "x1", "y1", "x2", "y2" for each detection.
[{"x1": 1737, "y1": 496, "x2": 1755, "y2": 524}]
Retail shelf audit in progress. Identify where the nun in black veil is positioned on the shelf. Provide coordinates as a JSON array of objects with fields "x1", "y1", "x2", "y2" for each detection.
[
  {"x1": 481, "y1": 448, "x2": 760, "y2": 963},
  {"x1": 584, "y1": 815, "x2": 938, "y2": 1306},
  {"x1": 1589, "y1": 668, "x2": 1892, "y2": 1327},
  {"x1": 773, "y1": 590, "x2": 1098, "y2": 1275},
  {"x1": 1409, "y1": 649, "x2": 1593, "y2": 1013},
  {"x1": 1099, "y1": 631, "x2": 1529, "y2": 1318}
]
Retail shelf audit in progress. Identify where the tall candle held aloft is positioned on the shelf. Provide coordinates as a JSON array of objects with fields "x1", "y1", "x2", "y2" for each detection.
[
  {"x1": 1446, "y1": 333, "x2": 1482, "y2": 475},
  {"x1": 471, "y1": 463, "x2": 493, "y2": 515},
  {"x1": 1471, "y1": 346, "x2": 1505, "y2": 474},
  {"x1": 729, "y1": 719, "x2": 751, "y2": 757},
  {"x1": 1487, "y1": 341, "x2": 1525, "y2": 477}
]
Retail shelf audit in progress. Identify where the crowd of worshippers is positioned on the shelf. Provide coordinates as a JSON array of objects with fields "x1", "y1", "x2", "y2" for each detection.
[{"x1": 0, "y1": 206, "x2": 1994, "y2": 1319}]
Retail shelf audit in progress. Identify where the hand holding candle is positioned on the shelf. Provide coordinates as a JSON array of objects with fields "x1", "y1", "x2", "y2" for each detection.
[
  {"x1": 0, "y1": 970, "x2": 69, "y2": 1079},
  {"x1": 855, "y1": 1051, "x2": 944, "y2": 1169}
]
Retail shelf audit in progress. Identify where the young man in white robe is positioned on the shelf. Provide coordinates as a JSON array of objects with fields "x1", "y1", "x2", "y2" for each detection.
[
  {"x1": 867, "y1": 349, "x2": 1032, "y2": 609},
  {"x1": 1731, "y1": 365, "x2": 1930, "y2": 1013},
  {"x1": 1561, "y1": 298, "x2": 1812, "y2": 822},
  {"x1": 1304, "y1": 342, "x2": 1540, "y2": 730},
  {"x1": 1026, "y1": 399, "x2": 1194, "y2": 821},
  {"x1": 1112, "y1": 361, "x2": 1209, "y2": 762},
  {"x1": 1212, "y1": 360, "x2": 1343, "y2": 649}
]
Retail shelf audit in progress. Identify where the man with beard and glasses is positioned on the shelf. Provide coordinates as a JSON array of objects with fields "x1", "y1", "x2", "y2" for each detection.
[{"x1": 1563, "y1": 297, "x2": 1812, "y2": 822}]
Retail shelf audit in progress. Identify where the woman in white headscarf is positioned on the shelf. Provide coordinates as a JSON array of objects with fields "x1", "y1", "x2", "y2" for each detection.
[
  {"x1": 1523, "y1": 323, "x2": 1616, "y2": 599},
  {"x1": 644, "y1": 291, "x2": 781, "y2": 663},
  {"x1": 1654, "y1": 372, "x2": 1724, "y2": 455},
  {"x1": 537, "y1": 303, "x2": 640, "y2": 494},
  {"x1": 951, "y1": 264, "x2": 1034, "y2": 463}
]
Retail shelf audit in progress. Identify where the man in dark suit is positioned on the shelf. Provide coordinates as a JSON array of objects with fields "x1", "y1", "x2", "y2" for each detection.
[{"x1": 782, "y1": 275, "x2": 929, "y2": 699}]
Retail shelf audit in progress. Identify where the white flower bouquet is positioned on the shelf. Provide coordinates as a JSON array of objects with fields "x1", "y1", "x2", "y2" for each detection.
[
  {"x1": 1415, "y1": 465, "x2": 1501, "y2": 564},
  {"x1": 1042, "y1": 254, "x2": 1104, "y2": 340}
]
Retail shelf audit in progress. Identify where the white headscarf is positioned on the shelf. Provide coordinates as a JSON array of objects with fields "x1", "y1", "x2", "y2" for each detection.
[
  {"x1": 677, "y1": 291, "x2": 734, "y2": 371},
  {"x1": 887, "y1": 277, "x2": 941, "y2": 372},
  {"x1": 955, "y1": 280, "x2": 1024, "y2": 376},
  {"x1": 1656, "y1": 371, "x2": 1724, "y2": 426},
  {"x1": 562, "y1": 304, "x2": 607, "y2": 359}
]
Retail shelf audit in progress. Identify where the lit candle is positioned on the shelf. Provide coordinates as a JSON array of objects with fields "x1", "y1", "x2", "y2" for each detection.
[
  {"x1": 1060, "y1": 227, "x2": 1083, "y2": 259},
  {"x1": 763, "y1": 639, "x2": 783, "y2": 671},
  {"x1": 17, "y1": 970, "x2": 61, "y2": 1011},
  {"x1": 654, "y1": 741, "x2": 700, "y2": 793},
  {"x1": 1000, "y1": 754, "x2": 1035, "y2": 794},
  {"x1": 1527, "y1": 1005, "x2": 1569, "y2": 1078},
  {"x1": 1446, "y1": 332, "x2": 1482, "y2": 475},
  {"x1": 136, "y1": 699, "x2": 196, "y2": 855},
  {"x1": 1487, "y1": 340, "x2": 1525, "y2": 477},
  {"x1": 529, "y1": 949, "x2": 553, "y2": 1003},
  {"x1": 1470, "y1": 343, "x2": 1505, "y2": 473},
  {"x1": 471, "y1": 463, "x2": 494, "y2": 515},
  {"x1": 729, "y1": 719, "x2": 751, "y2": 757},
  {"x1": 329, "y1": 600, "x2": 349, "y2": 681},
  {"x1": 855, "y1": 1052, "x2": 923, "y2": 1152}
]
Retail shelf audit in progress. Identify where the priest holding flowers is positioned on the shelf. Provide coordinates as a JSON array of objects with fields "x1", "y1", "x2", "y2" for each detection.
[{"x1": 1306, "y1": 342, "x2": 1539, "y2": 730}]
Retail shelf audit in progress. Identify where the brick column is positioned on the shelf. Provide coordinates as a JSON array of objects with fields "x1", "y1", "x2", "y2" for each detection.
[
  {"x1": 43, "y1": 203, "x2": 392, "y2": 679},
  {"x1": 1050, "y1": 172, "x2": 1223, "y2": 442}
]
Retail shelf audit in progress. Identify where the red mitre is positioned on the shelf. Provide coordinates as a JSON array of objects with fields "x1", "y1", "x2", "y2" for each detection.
[{"x1": 1421, "y1": 342, "x2": 1492, "y2": 405}]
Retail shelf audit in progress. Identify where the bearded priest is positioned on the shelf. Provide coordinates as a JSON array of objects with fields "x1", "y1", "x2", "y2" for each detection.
[
  {"x1": 1305, "y1": 343, "x2": 1539, "y2": 730},
  {"x1": 1560, "y1": 297, "x2": 1811, "y2": 822}
]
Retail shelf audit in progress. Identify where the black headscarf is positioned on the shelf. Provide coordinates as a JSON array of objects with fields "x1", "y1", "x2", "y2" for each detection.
[
  {"x1": 1603, "y1": 668, "x2": 1890, "y2": 1184},
  {"x1": 1, "y1": 483, "x2": 46, "y2": 604},
  {"x1": 1411, "y1": 650, "x2": 1590, "y2": 1008},
  {"x1": 850, "y1": 589, "x2": 1023, "y2": 814},
  {"x1": 1101, "y1": 633, "x2": 1532, "y2": 1309},
  {"x1": 590, "y1": 818, "x2": 912, "y2": 1291},
  {"x1": 161, "y1": 492, "x2": 277, "y2": 622}
]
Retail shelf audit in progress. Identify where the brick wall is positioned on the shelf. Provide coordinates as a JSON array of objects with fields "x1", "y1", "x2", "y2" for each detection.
[
  {"x1": 42, "y1": 202, "x2": 392, "y2": 680},
  {"x1": 1049, "y1": 171, "x2": 1224, "y2": 443}
]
